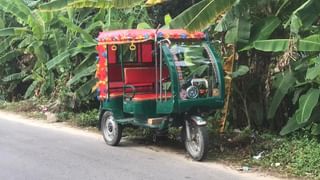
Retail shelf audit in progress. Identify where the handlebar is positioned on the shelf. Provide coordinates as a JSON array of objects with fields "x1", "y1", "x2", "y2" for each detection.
[{"x1": 123, "y1": 84, "x2": 136, "y2": 100}]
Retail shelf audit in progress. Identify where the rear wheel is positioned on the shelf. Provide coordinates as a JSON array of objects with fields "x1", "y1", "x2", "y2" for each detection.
[
  {"x1": 183, "y1": 122, "x2": 209, "y2": 161},
  {"x1": 101, "y1": 111, "x2": 122, "y2": 146}
]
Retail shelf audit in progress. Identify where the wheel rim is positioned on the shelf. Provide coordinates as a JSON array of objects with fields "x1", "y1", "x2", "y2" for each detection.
[
  {"x1": 103, "y1": 115, "x2": 116, "y2": 142},
  {"x1": 186, "y1": 126, "x2": 202, "y2": 156}
]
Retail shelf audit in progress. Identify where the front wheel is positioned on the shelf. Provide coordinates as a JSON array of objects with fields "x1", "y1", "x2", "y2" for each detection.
[
  {"x1": 101, "y1": 111, "x2": 122, "y2": 146},
  {"x1": 183, "y1": 122, "x2": 209, "y2": 161}
]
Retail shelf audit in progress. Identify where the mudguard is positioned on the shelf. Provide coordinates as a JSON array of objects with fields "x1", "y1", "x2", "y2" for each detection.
[{"x1": 190, "y1": 116, "x2": 207, "y2": 126}]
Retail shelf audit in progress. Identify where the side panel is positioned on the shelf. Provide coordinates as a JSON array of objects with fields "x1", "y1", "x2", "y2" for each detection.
[
  {"x1": 100, "y1": 97, "x2": 125, "y2": 119},
  {"x1": 175, "y1": 42, "x2": 225, "y2": 113},
  {"x1": 156, "y1": 45, "x2": 178, "y2": 114},
  {"x1": 207, "y1": 42, "x2": 225, "y2": 99},
  {"x1": 123, "y1": 100, "x2": 157, "y2": 116}
]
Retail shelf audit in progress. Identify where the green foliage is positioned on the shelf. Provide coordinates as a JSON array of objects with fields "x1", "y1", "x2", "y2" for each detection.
[
  {"x1": 250, "y1": 16, "x2": 281, "y2": 41},
  {"x1": 280, "y1": 116, "x2": 306, "y2": 136},
  {"x1": 254, "y1": 39, "x2": 320, "y2": 52},
  {"x1": 267, "y1": 71, "x2": 296, "y2": 119},
  {"x1": 170, "y1": 0, "x2": 236, "y2": 32},
  {"x1": 0, "y1": 100, "x2": 6, "y2": 109},
  {"x1": 137, "y1": 22, "x2": 152, "y2": 29},
  {"x1": 306, "y1": 62, "x2": 320, "y2": 80},
  {"x1": 261, "y1": 134, "x2": 320, "y2": 179},
  {"x1": 39, "y1": 0, "x2": 144, "y2": 11},
  {"x1": 2, "y1": 72, "x2": 27, "y2": 82},
  {"x1": 0, "y1": 50, "x2": 23, "y2": 64},
  {"x1": 164, "y1": 14, "x2": 172, "y2": 26},
  {"x1": 0, "y1": 0, "x2": 151, "y2": 110},
  {"x1": 172, "y1": 0, "x2": 320, "y2": 133},
  {"x1": 232, "y1": 65, "x2": 249, "y2": 78},
  {"x1": 253, "y1": 39, "x2": 290, "y2": 52},
  {"x1": 288, "y1": 0, "x2": 320, "y2": 35},
  {"x1": 72, "y1": 109, "x2": 99, "y2": 127},
  {"x1": 295, "y1": 88, "x2": 320, "y2": 124}
]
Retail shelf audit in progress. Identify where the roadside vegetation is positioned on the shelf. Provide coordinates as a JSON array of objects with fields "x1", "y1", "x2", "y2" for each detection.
[{"x1": 0, "y1": 0, "x2": 320, "y2": 179}]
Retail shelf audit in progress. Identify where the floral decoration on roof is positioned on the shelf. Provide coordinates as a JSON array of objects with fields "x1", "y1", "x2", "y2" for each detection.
[{"x1": 97, "y1": 29, "x2": 205, "y2": 44}]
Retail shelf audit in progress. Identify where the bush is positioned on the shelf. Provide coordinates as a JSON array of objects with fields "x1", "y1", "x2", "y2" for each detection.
[
  {"x1": 56, "y1": 111, "x2": 73, "y2": 122},
  {"x1": 2, "y1": 99, "x2": 40, "y2": 112},
  {"x1": 0, "y1": 100, "x2": 6, "y2": 109},
  {"x1": 260, "y1": 133, "x2": 320, "y2": 179},
  {"x1": 72, "y1": 109, "x2": 99, "y2": 127}
]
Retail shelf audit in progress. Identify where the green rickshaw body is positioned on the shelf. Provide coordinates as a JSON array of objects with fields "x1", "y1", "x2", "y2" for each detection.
[
  {"x1": 160, "y1": 42, "x2": 225, "y2": 114},
  {"x1": 95, "y1": 29, "x2": 225, "y2": 129}
]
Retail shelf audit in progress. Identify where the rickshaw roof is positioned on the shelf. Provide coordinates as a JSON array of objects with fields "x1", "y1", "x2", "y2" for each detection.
[{"x1": 97, "y1": 29, "x2": 205, "y2": 45}]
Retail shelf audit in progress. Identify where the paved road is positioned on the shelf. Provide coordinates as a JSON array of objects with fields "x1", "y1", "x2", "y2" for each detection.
[{"x1": 0, "y1": 112, "x2": 278, "y2": 180}]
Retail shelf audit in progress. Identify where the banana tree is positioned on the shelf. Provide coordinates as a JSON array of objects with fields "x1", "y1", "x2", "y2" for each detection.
[
  {"x1": 251, "y1": 0, "x2": 320, "y2": 134},
  {"x1": 0, "y1": 0, "x2": 152, "y2": 110},
  {"x1": 169, "y1": 0, "x2": 320, "y2": 132}
]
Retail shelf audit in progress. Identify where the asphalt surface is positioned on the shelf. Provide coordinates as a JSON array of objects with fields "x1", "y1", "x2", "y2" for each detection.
[{"x1": 0, "y1": 112, "x2": 279, "y2": 180}]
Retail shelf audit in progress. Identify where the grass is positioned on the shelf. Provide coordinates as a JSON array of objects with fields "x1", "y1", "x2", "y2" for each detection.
[
  {"x1": 69, "y1": 109, "x2": 99, "y2": 127},
  {"x1": 205, "y1": 130, "x2": 320, "y2": 179},
  {"x1": 0, "y1": 99, "x2": 46, "y2": 119},
  {"x1": 257, "y1": 134, "x2": 320, "y2": 179},
  {"x1": 0, "y1": 100, "x2": 6, "y2": 109}
]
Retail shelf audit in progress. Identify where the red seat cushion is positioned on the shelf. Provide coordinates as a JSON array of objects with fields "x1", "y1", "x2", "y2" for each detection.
[
  {"x1": 109, "y1": 82, "x2": 153, "y2": 97},
  {"x1": 124, "y1": 67, "x2": 169, "y2": 85},
  {"x1": 109, "y1": 67, "x2": 170, "y2": 100},
  {"x1": 132, "y1": 93, "x2": 172, "y2": 101}
]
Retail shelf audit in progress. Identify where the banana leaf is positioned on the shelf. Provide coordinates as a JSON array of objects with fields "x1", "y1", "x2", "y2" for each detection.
[
  {"x1": 2, "y1": 72, "x2": 27, "y2": 82},
  {"x1": 267, "y1": 71, "x2": 296, "y2": 119},
  {"x1": 295, "y1": 88, "x2": 320, "y2": 124},
  {"x1": 0, "y1": 27, "x2": 29, "y2": 37},
  {"x1": 0, "y1": 0, "x2": 45, "y2": 39},
  {"x1": 306, "y1": 63, "x2": 320, "y2": 80},
  {"x1": 170, "y1": 0, "x2": 236, "y2": 32},
  {"x1": 289, "y1": 0, "x2": 320, "y2": 34},
  {"x1": 67, "y1": 64, "x2": 96, "y2": 86},
  {"x1": 0, "y1": 50, "x2": 23, "y2": 64},
  {"x1": 39, "y1": 0, "x2": 144, "y2": 11},
  {"x1": 240, "y1": 16, "x2": 281, "y2": 51},
  {"x1": 254, "y1": 39, "x2": 320, "y2": 52},
  {"x1": 280, "y1": 105, "x2": 320, "y2": 135},
  {"x1": 311, "y1": 123, "x2": 320, "y2": 135},
  {"x1": 46, "y1": 50, "x2": 70, "y2": 70},
  {"x1": 76, "y1": 78, "x2": 97, "y2": 98},
  {"x1": 24, "y1": 80, "x2": 38, "y2": 99},
  {"x1": 59, "y1": 16, "x2": 95, "y2": 43}
]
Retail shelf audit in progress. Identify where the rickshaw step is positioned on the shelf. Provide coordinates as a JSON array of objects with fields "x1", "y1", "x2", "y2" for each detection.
[
  {"x1": 116, "y1": 118, "x2": 135, "y2": 124},
  {"x1": 147, "y1": 117, "x2": 166, "y2": 125},
  {"x1": 115, "y1": 117, "x2": 166, "y2": 129}
]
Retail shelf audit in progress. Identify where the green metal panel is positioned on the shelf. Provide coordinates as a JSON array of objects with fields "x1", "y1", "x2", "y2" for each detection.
[
  {"x1": 158, "y1": 45, "x2": 180, "y2": 113},
  {"x1": 101, "y1": 96, "x2": 125, "y2": 119},
  {"x1": 123, "y1": 100, "x2": 157, "y2": 116},
  {"x1": 207, "y1": 42, "x2": 225, "y2": 99},
  {"x1": 178, "y1": 97, "x2": 224, "y2": 112},
  {"x1": 156, "y1": 45, "x2": 178, "y2": 114},
  {"x1": 156, "y1": 99, "x2": 175, "y2": 114}
]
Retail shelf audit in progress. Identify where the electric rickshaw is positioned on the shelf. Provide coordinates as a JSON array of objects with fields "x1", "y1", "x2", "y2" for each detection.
[{"x1": 94, "y1": 29, "x2": 224, "y2": 161}]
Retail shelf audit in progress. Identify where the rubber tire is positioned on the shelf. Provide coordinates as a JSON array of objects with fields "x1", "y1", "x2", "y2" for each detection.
[
  {"x1": 183, "y1": 124, "x2": 209, "y2": 161},
  {"x1": 101, "y1": 111, "x2": 122, "y2": 146}
]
